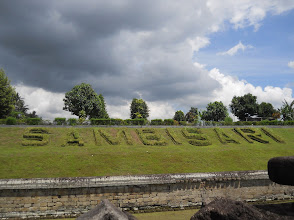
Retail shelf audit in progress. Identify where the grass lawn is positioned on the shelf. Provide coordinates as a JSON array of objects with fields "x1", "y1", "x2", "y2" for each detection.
[
  {"x1": 133, "y1": 209, "x2": 199, "y2": 220},
  {"x1": 0, "y1": 127, "x2": 293, "y2": 179},
  {"x1": 43, "y1": 209, "x2": 199, "y2": 220}
]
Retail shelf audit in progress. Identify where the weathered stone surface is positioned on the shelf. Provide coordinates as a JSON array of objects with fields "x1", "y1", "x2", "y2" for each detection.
[
  {"x1": 190, "y1": 198, "x2": 291, "y2": 220},
  {"x1": 76, "y1": 199, "x2": 137, "y2": 220},
  {"x1": 268, "y1": 156, "x2": 294, "y2": 186},
  {"x1": 0, "y1": 171, "x2": 293, "y2": 219}
]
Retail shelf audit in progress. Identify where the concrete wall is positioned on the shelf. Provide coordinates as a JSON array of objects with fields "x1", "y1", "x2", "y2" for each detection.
[{"x1": 0, "y1": 171, "x2": 293, "y2": 219}]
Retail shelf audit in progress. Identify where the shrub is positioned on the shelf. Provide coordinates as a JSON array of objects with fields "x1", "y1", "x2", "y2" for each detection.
[
  {"x1": 261, "y1": 127, "x2": 284, "y2": 143},
  {"x1": 166, "y1": 128, "x2": 182, "y2": 145},
  {"x1": 62, "y1": 129, "x2": 84, "y2": 146},
  {"x1": 22, "y1": 128, "x2": 49, "y2": 146},
  {"x1": 182, "y1": 128, "x2": 212, "y2": 146},
  {"x1": 242, "y1": 121, "x2": 253, "y2": 125},
  {"x1": 233, "y1": 127, "x2": 269, "y2": 144},
  {"x1": 258, "y1": 120, "x2": 269, "y2": 125},
  {"x1": 268, "y1": 120, "x2": 278, "y2": 125},
  {"x1": 54, "y1": 118, "x2": 66, "y2": 125},
  {"x1": 179, "y1": 121, "x2": 187, "y2": 126},
  {"x1": 67, "y1": 118, "x2": 78, "y2": 126},
  {"x1": 234, "y1": 121, "x2": 243, "y2": 126},
  {"x1": 224, "y1": 116, "x2": 233, "y2": 125},
  {"x1": 90, "y1": 118, "x2": 124, "y2": 126},
  {"x1": 6, "y1": 117, "x2": 17, "y2": 125},
  {"x1": 0, "y1": 119, "x2": 6, "y2": 124},
  {"x1": 136, "y1": 128, "x2": 167, "y2": 145},
  {"x1": 163, "y1": 119, "x2": 176, "y2": 125},
  {"x1": 26, "y1": 118, "x2": 41, "y2": 125},
  {"x1": 98, "y1": 129, "x2": 120, "y2": 145},
  {"x1": 214, "y1": 128, "x2": 239, "y2": 144},
  {"x1": 124, "y1": 119, "x2": 147, "y2": 125},
  {"x1": 284, "y1": 120, "x2": 294, "y2": 125},
  {"x1": 150, "y1": 119, "x2": 163, "y2": 125}
]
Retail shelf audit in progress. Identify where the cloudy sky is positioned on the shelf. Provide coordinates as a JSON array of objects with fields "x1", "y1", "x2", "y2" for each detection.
[{"x1": 1, "y1": 0, "x2": 293, "y2": 120}]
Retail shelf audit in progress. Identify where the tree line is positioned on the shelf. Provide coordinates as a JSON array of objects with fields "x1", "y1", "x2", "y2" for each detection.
[
  {"x1": 1, "y1": 69, "x2": 294, "y2": 123},
  {"x1": 0, "y1": 69, "x2": 40, "y2": 121}
]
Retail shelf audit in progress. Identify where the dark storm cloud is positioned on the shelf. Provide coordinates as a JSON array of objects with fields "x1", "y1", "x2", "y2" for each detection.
[{"x1": 0, "y1": 0, "x2": 220, "y2": 104}]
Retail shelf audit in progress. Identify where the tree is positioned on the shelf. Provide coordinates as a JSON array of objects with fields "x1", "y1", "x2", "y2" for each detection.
[
  {"x1": 63, "y1": 83, "x2": 107, "y2": 119},
  {"x1": 185, "y1": 107, "x2": 198, "y2": 122},
  {"x1": 230, "y1": 93, "x2": 258, "y2": 121},
  {"x1": 0, "y1": 69, "x2": 16, "y2": 118},
  {"x1": 173, "y1": 110, "x2": 185, "y2": 122},
  {"x1": 98, "y1": 94, "x2": 109, "y2": 119},
  {"x1": 26, "y1": 111, "x2": 39, "y2": 118},
  {"x1": 14, "y1": 92, "x2": 29, "y2": 115},
  {"x1": 279, "y1": 100, "x2": 294, "y2": 121},
  {"x1": 130, "y1": 98, "x2": 149, "y2": 119},
  {"x1": 201, "y1": 101, "x2": 228, "y2": 122},
  {"x1": 258, "y1": 102, "x2": 275, "y2": 118}
]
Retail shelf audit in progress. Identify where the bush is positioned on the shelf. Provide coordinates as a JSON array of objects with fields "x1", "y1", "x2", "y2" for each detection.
[
  {"x1": 242, "y1": 121, "x2": 253, "y2": 126},
  {"x1": 27, "y1": 118, "x2": 41, "y2": 125},
  {"x1": 150, "y1": 119, "x2": 163, "y2": 125},
  {"x1": 0, "y1": 119, "x2": 6, "y2": 124},
  {"x1": 54, "y1": 118, "x2": 66, "y2": 125},
  {"x1": 284, "y1": 120, "x2": 294, "y2": 125},
  {"x1": 234, "y1": 121, "x2": 243, "y2": 126},
  {"x1": 166, "y1": 128, "x2": 182, "y2": 145},
  {"x1": 67, "y1": 118, "x2": 78, "y2": 126},
  {"x1": 124, "y1": 119, "x2": 148, "y2": 125},
  {"x1": 22, "y1": 128, "x2": 49, "y2": 146},
  {"x1": 91, "y1": 118, "x2": 124, "y2": 126},
  {"x1": 136, "y1": 128, "x2": 167, "y2": 146},
  {"x1": 6, "y1": 117, "x2": 17, "y2": 125},
  {"x1": 62, "y1": 129, "x2": 84, "y2": 146},
  {"x1": 179, "y1": 121, "x2": 187, "y2": 126},
  {"x1": 163, "y1": 119, "x2": 176, "y2": 125}
]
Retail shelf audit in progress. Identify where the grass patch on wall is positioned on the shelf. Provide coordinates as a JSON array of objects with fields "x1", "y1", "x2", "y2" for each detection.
[{"x1": 0, "y1": 127, "x2": 293, "y2": 179}]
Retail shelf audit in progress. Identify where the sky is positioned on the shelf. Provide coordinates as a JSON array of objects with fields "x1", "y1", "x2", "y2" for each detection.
[{"x1": 0, "y1": 0, "x2": 293, "y2": 120}]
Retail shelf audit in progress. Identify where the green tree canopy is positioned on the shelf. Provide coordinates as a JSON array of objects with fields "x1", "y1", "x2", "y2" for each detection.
[
  {"x1": 173, "y1": 110, "x2": 185, "y2": 122},
  {"x1": 185, "y1": 107, "x2": 198, "y2": 122},
  {"x1": 130, "y1": 98, "x2": 149, "y2": 119},
  {"x1": 0, "y1": 69, "x2": 16, "y2": 118},
  {"x1": 258, "y1": 102, "x2": 275, "y2": 118},
  {"x1": 279, "y1": 100, "x2": 294, "y2": 121},
  {"x1": 201, "y1": 101, "x2": 228, "y2": 122},
  {"x1": 229, "y1": 93, "x2": 258, "y2": 121},
  {"x1": 63, "y1": 83, "x2": 108, "y2": 119}
]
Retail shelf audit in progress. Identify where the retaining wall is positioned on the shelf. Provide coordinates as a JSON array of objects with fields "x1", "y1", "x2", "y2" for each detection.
[{"x1": 0, "y1": 170, "x2": 293, "y2": 219}]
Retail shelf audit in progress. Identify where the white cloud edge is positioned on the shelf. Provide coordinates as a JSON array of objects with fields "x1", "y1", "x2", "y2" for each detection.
[
  {"x1": 288, "y1": 60, "x2": 294, "y2": 69},
  {"x1": 217, "y1": 41, "x2": 254, "y2": 56}
]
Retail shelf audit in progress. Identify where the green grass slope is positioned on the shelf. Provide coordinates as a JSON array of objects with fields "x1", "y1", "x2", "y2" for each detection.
[{"x1": 0, "y1": 127, "x2": 293, "y2": 179}]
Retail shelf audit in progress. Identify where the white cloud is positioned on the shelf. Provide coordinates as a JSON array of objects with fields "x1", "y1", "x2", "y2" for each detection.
[
  {"x1": 207, "y1": 0, "x2": 293, "y2": 30},
  {"x1": 193, "y1": 61, "x2": 206, "y2": 69},
  {"x1": 217, "y1": 41, "x2": 253, "y2": 56},
  {"x1": 188, "y1": 37, "x2": 210, "y2": 52},
  {"x1": 15, "y1": 84, "x2": 75, "y2": 120},
  {"x1": 209, "y1": 68, "x2": 293, "y2": 109},
  {"x1": 288, "y1": 60, "x2": 294, "y2": 69}
]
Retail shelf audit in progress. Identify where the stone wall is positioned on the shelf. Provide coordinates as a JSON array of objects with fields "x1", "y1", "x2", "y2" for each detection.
[{"x1": 0, "y1": 170, "x2": 293, "y2": 219}]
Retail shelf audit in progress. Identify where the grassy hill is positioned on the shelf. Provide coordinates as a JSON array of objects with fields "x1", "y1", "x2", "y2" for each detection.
[{"x1": 0, "y1": 126, "x2": 293, "y2": 179}]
